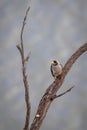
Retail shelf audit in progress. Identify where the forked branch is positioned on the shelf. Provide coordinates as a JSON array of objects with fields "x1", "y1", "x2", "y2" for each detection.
[
  {"x1": 51, "y1": 86, "x2": 75, "y2": 100},
  {"x1": 30, "y1": 43, "x2": 87, "y2": 130},
  {"x1": 17, "y1": 4, "x2": 87, "y2": 130},
  {"x1": 17, "y1": 6, "x2": 30, "y2": 130}
]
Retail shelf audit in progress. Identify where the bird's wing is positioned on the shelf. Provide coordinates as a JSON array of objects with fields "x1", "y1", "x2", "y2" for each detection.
[{"x1": 50, "y1": 65, "x2": 54, "y2": 77}]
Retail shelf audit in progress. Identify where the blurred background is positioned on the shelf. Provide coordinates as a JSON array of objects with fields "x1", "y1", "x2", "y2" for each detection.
[{"x1": 0, "y1": 0, "x2": 87, "y2": 130}]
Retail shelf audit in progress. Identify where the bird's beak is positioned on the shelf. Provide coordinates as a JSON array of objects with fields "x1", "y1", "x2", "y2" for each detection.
[{"x1": 51, "y1": 61, "x2": 54, "y2": 64}]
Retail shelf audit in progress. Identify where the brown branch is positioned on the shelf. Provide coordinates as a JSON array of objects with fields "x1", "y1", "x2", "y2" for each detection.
[
  {"x1": 17, "y1": 6, "x2": 31, "y2": 130},
  {"x1": 51, "y1": 86, "x2": 75, "y2": 100},
  {"x1": 30, "y1": 43, "x2": 87, "y2": 130},
  {"x1": 25, "y1": 52, "x2": 31, "y2": 62},
  {"x1": 21, "y1": 7, "x2": 30, "y2": 58}
]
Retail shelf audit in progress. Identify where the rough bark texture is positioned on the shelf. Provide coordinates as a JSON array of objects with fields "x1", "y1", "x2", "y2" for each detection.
[
  {"x1": 17, "y1": 5, "x2": 87, "y2": 130},
  {"x1": 30, "y1": 43, "x2": 87, "y2": 130}
]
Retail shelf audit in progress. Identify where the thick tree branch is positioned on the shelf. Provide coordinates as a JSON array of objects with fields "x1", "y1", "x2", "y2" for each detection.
[
  {"x1": 16, "y1": 3, "x2": 87, "y2": 130},
  {"x1": 62, "y1": 43, "x2": 87, "y2": 79},
  {"x1": 17, "y1": 6, "x2": 30, "y2": 130},
  {"x1": 30, "y1": 43, "x2": 87, "y2": 130}
]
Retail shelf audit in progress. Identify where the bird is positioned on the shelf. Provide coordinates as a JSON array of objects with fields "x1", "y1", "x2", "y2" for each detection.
[{"x1": 50, "y1": 60, "x2": 63, "y2": 79}]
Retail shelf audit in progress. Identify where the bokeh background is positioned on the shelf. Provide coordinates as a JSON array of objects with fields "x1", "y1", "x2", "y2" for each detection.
[{"x1": 0, "y1": 0, "x2": 87, "y2": 130}]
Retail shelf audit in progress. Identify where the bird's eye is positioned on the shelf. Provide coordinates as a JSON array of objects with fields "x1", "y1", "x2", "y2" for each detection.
[
  {"x1": 51, "y1": 60, "x2": 58, "y2": 65},
  {"x1": 53, "y1": 60, "x2": 57, "y2": 64},
  {"x1": 54, "y1": 61, "x2": 56, "y2": 63}
]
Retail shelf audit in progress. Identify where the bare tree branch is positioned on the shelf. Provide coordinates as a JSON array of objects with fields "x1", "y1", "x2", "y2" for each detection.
[
  {"x1": 17, "y1": 6, "x2": 30, "y2": 130},
  {"x1": 21, "y1": 7, "x2": 30, "y2": 58},
  {"x1": 25, "y1": 52, "x2": 31, "y2": 62},
  {"x1": 17, "y1": 5, "x2": 87, "y2": 130},
  {"x1": 62, "y1": 43, "x2": 87, "y2": 79},
  {"x1": 51, "y1": 86, "x2": 75, "y2": 100},
  {"x1": 30, "y1": 43, "x2": 87, "y2": 130}
]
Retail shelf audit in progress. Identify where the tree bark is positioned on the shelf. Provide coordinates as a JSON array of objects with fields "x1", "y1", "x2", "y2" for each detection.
[{"x1": 30, "y1": 43, "x2": 87, "y2": 130}]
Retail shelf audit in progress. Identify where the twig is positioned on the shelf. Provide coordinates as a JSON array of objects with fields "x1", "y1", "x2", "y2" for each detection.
[
  {"x1": 25, "y1": 52, "x2": 31, "y2": 62},
  {"x1": 17, "y1": 6, "x2": 30, "y2": 130},
  {"x1": 51, "y1": 86, "x2": 75, "y2": 100},
  {"x1": 30, "y1": 43, "x2": 87, "y2": 130},
  {"x1": 21, "y1": 7, "x2": 30, "y2": 57}
]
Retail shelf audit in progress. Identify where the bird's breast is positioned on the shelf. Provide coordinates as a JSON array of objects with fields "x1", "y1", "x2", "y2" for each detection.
[{"x1": 52, "y1": 64, "x2": 62, "y2": 75}]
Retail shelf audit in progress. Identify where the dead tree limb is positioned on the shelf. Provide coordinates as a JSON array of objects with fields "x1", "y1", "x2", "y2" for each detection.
[
  {"x1": 51, "y1": 86, "x2": 75, "y2": 100},
  {"x1": 17, "y1": 4, "x2": 87, "y2": 130},
  {"x1": 30, "y1": 43, "x2": 87, "y2": 130},
  {"x1": 17, "y1": 6, "x2": 30, "y2": 130}
]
